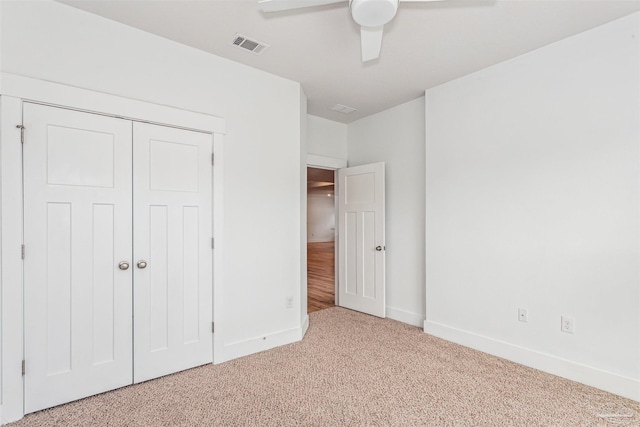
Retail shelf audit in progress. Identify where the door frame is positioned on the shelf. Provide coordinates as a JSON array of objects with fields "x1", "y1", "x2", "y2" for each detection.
[
  {"x1": 306, "y1": 155, "x2": 347, "y2": 307},
  {"x1": 0, "y1": 73, "x2": 225, "y2": 424}
]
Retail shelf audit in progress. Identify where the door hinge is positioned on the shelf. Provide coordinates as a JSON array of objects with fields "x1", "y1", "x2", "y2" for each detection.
[
  {"x1": 211, "y1": 153, "x2": 214, "y2": 166},
  {"x1": 21, "y1": 360, "x2": 25, "y2": 376},
  {"x1": 211, "y1": 238, "x2": 214, "y2": 249},
  {"x1": 16, "y1": 125, "x2": 25, "y2": 144},
  {"x1": 212, "y1": 322, "x2": 215, "y2": 333},
  {"x1": 21, "y1": 244, "x2": 25, "y2": 260}
]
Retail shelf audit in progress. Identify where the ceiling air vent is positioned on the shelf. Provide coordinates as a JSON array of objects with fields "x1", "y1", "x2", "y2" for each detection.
[
  {"x1": 231, "y1": 34, "x2": 270, "y2": 55},
  {"x1": 329, "y1": 104, "x2": 357, "y2": 114}
]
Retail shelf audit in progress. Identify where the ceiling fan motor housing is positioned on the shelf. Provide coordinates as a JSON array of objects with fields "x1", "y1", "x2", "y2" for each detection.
[{"x1": 350, "y1": 0, "x2": 399, "y2": 27}]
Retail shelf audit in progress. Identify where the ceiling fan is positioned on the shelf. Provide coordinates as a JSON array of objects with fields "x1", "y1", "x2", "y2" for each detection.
[{"x1": 258, "y1": 0, "x2": 445, "y2": 62}]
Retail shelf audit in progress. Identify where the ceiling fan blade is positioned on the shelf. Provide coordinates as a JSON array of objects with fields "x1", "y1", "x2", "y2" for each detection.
[
  {"x1": 258, "y1": 0, "x2": 345, "y2": 13},
  {"x1": 360, "y1": 25, "x2": 384, "y2": 62}
]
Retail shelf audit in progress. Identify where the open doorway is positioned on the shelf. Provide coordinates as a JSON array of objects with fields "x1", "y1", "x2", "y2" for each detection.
[{"x1": 307, "y1": 167, "x2": 336, "y2": 313}]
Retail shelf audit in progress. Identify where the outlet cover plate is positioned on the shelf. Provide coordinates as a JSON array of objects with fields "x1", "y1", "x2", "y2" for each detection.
[
  {"x1": 561, "y1": 315, "x2": 575, "y2": 334},
  {"x1": 518, "y1": 308, "x2": 528, "y2": 323}
]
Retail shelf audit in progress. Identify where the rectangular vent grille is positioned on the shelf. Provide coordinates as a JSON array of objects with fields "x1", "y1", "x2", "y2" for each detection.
[
  {"x1": 231, "y1": 34, "x2": 270, "y2": 55},
  {"x1": 329, "y1": 104, "x2": 357, "y2": 114}
]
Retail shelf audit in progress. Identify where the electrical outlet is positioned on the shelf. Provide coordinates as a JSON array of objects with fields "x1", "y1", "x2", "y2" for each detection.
[
  {"x1": 518, "y1": 308, "x2": 528, "y2": 323},
  {"x1": 286, "y1": 296, "x2": 294, "y2": 309},
  {"x1": 561, "y1": 316, "x2": 574, "y2": 334}
]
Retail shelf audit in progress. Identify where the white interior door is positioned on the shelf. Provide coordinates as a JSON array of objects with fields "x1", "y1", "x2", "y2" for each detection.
[
  {"x1": 132, "y1": 122, "x2": 213, "y2": 383},
  {"x1": 337, "y1": 162, "x2": 386, "y2": 317},
  {"x1": 23, "y1": 103, "x2": 134, "y2": 413}
]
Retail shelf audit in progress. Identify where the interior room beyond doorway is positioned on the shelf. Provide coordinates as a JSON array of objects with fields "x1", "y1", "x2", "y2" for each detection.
[{"x1": 307, "y1": 167, "x2": 336, "y2": 313}]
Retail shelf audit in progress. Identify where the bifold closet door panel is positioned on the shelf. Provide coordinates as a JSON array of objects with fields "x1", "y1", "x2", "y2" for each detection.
[
  {"x1": 132, "y1": 122, "x2": 213, "y2": 383},
  {"x1": 23, "y1": 103, "x2": 134, "y2": 414}
]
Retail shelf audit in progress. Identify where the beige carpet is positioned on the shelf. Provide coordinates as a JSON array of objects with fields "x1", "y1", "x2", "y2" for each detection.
[{"x1": 10, "y1": 307, "x2": 639, "y2": 426}]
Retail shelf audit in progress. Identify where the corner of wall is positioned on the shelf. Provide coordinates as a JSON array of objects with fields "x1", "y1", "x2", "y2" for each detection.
[
  {"x1": 217, "y1": 324, "x2": 306, "y2": 364},
  {"x1": 301, "y1": 314, "x2": 310, "y2": 339},
  {"x1": 300, "y1": 87, "x2": 308, "y2": 330},
  {"x1": 387, "y1": 306, "x2": 424, "y2": 328},
  {"x1": 0, "y1": 95, "x2": 3, "y2": 422}
]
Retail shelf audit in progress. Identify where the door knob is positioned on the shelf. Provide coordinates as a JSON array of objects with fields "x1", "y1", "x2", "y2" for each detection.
[
  {"x1": 118, "y1": 261, "x2": 130, "y2": 270},
  {"x1": 137, "y1": 260, "x2": 148, "y2": 269},
  {"x1": 375, "y1": 246, "x2": 383, "y2": 251}
]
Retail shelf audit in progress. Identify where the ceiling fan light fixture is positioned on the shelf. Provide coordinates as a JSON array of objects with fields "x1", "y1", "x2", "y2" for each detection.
[{"x1": 349, "y1": 0, "x2": 399, "y2": 27}]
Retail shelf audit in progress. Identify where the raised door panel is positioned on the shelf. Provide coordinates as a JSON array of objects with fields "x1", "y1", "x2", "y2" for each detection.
[
  {"x1": 133, "y1": 122, "x2": 213, "y2": 383},
  {"x1": 23, "y1": 103, "x2": 133, "y2": 413}
]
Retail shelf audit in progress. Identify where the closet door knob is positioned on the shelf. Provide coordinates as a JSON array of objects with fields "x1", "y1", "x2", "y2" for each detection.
[
  {"x1": 137, "y1": 260, "x2": 148, "y2": 269},
  {"x1": 375, "y1": 246, "x2": 383, "y2": 251},
  {"x1": 118, "y1": 261, "x2": 130, "y2": 271}
]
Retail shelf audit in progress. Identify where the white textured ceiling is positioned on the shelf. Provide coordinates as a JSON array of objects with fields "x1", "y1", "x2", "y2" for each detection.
[{"x1": 57, "y1": 0, "x2": 640, "y2": 123}]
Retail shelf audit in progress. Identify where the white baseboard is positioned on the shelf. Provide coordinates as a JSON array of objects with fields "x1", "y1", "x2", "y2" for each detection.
[
  {"x1": 216, "y1": 325, "x2": 304, "y2": 364},
  {"x1": 424, "y1": 320, "x2": 640, "y2": 402},
  {"x1": 386, "y1": 306, "x2": 424, "y2": 327}
]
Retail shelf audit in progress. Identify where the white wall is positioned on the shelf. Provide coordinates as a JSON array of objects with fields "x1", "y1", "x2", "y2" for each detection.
[
  {"x1": 0, "y1": 0, "x2": 305, "y2": 409},
  {"x1": 424, "y1": 12, "x2": 639, "y2": 400},
  {"x1": 307, "y1": 114, "x2": 348, "y2": 161},
  {"x1": 347, "y1": 97, "x2": 426, "y2": 327},
  {"x1": 306, "y1": 114, "x2": 344, "y2": 246},
  {"x1": 307, "y1": 194, "x2": 336, "y2": 242}
]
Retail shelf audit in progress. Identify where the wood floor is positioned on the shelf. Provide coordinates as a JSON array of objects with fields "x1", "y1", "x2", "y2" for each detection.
[{"x1": 307, "y1": 241, "x2": 335, "y2": 313}]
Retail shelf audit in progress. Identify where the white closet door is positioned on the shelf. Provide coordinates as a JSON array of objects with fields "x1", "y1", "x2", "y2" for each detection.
[
  {"x1": 133, "y1": 122, "x2": 213, "y2": 383},
  {"x1": 23, "y1": 103, "x2": 133, "y2": 413}
]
